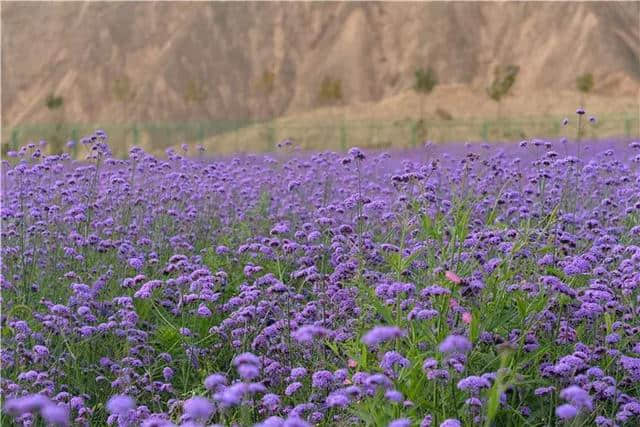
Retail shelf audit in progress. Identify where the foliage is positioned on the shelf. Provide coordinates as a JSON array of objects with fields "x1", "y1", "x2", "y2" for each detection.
[
  {"x1": 413, "y1": 67, "x2": 438, "y2": 95},
  {"x1": 45, "y1": 93, "x2": 64, "y2": 110},
  {"x1": 183, "y1": 79, "x2": 208, "y2": 104},
  {"x1": 576, "y1": 73, "x2": 594, "y2": 94},
  {"x1": 255, "y1": 70, "x2": 276, "y2": 95},
  {"x1": 317, "y1": 76, "x2": 343, "y2": 105},
  {"x1": 112, "y1": 75, "x2": 135, "y2": 103},
  {"x1": 435, "y1": 108, "x2": 453, "y2": 121},
  {"x1": 486, "y1": 65, "x2": 519, "y2": 103}
]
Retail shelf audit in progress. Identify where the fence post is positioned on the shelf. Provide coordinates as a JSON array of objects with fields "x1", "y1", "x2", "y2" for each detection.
[
  {"x1": 481, "y1": 121, "x2": 489, "y2": 141},
  {"x1": 411, "y1": 121, "x2": 417, "y2": 148},
  {"x1": 625, "y1": 118, "x2": 631, "y2": 138},
  {"x1": 71, "y1": 128, "x2": 78, "y2": 158},
  {"x1": 340, "y1": 122, "x2": 347, "y2": 151},
  {"x1": 198, "y1": 123, "x2": 205, "y2": 145},
  {"x1": 265, "y1": 124, "x2": 275, "y2": 152},
  {"x1": 132, "y1": 125, "x2": 139, "y2": 147},
  {"x1": 11, "y1": 129, "x2": 18, "y2": 149}
]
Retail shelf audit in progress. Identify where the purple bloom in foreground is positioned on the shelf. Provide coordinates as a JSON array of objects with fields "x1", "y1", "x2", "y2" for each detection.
[
  {"x1": 285, "y1": 381, "x2": 303, "y2": 396},
  {"x1": 3, "y1": 394, "x2": 50, "y2": 416},
  {"x1": 284, "y1": 416, "x2": 311, "y2": 427},
  {"x1": 292, "y1": 325, "x2": 331, "y2": 343},
  {"x1": 106, "y1": 395, "x2": 135, "y2": 414},
  {"x1": 555, "y1": 404, "x2": 578, "y2": 419},
  {"x1": 204, "y1": 373, "x2": 227, "y2": 391},
  {"x1": 257, "y1": 416, "x2": 285, "y2": 427},
  {"x1": 163, "y1": 367, "x2": 174, "y2": 381},
  {"x1": 457, "y1": 375, "x2": 491, "y2": 392},
  {"x1": 439, "y1": 335, "x2": 472, "y2": 354},
  {"x1": 559, "y1": 385, "x2": 593, "y2": 410},
  {"x1": 233, "y1": 352, "x2": 261, "y2": 367},
  {"x1": 389, "y1": 418, "x2": 411, "y2": 427},
  {"x1": 385, "y1": 389, "x2": 404, "y2": 403},
  {"x1": 421, "y1": 415, "x2": 433, "y2": 427},
  {"x1": 326, "y1": 393, "x2": 350, "y2": 408},
  {"x1": 290, "y1": 367, "x2": 307, "y2": 380},
  {"x1": 41, "y1": 404, "x2": 69, "y2": 426},
  {"x1": 311, "y1": 370, "x2": 334, "y2": 388},
  {"x1": 183, "y1": 396, "x2": 213, "y2": 420},
  {"x1": 361, "y1": 326, "x2": 405, "y2": 347},
  {"x1": 440, "y1": 419, "x2": 462, "y2": 427}
]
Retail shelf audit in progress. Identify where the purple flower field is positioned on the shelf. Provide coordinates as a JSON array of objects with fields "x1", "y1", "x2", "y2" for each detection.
[{"x1": 1, "y1": 124, "x2": 640, "y2": 426}]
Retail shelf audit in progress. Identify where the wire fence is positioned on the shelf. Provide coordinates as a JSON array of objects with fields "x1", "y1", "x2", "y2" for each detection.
[{"x1": 3, "y1": 112, "x2": 638, "y2": 157}]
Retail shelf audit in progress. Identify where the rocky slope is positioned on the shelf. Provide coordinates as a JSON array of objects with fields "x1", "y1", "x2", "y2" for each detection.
[{"x1": 2, "y1": 1, "x2": 638, "y2": 128}]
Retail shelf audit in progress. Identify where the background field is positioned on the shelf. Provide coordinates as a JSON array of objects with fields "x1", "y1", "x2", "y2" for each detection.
[{"x1": 2, "y1": 2, "x2": 638, "y2": 156}]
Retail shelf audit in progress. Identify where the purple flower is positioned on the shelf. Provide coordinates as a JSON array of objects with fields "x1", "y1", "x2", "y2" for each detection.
[
  {"x1": 257, "y1": 416, "x2": 286, "y2": 427},
  {"x1": 233, "y1": 352, "x2": 261, "y2": 367},
  {"x1": 311, "y1": 370, "x2": 334, "y2": 389},
  {"x1": 285, "y1": 382, "x2": 303, "y2": 396},
  {"x1": 361, "y1": 326, "x2": 406, "y2": 347},
  {"x1": 440, "y1": 420, "x2": 461, "y2": 427},
  {"x1": 4, "y1": 394, "x2": 51, "y2": 416},
  {"x1": 237, "y1": 363, "x2": 261, "y2": 380},
  {"x1": 422, "y1": 358, "x2": 438, "y2": 371},
  {"x1": 128, "y1": 257, "x2": 143, "y2": 270},
  {"x1": 183, "y1": 397, "x2": 213, "y2": 420},
  {"x1": 214, "y1": 383, "x2": 247, "y2": 407},
  {"x1": 41, "y1": 404, "x2": 69, "y2": 426},
  {"x1": 197, "y1": 304, "x2": 212, "y2": 317},
  {"x1": 389, "y1": 419, "x2": 411, "y2": 427},
  {"x1": 292, "y1": 325, "x2": 331, "y2": 343},
  {"x1": 283, "y1": 417, "x2": 311, "y2": 427},
  {"x1": 534, "y1": 386, "x2": 555, "y2": 396},
  {"x1": 380, "y1": 351, "x2": 410, "y2": 372},
  {"x1": 457, "y1": 375, "x2": 491, "y2": 392},
  {"x1": 290, "y1": 367, "x2": 307, "y2": 380},
  {"x1": 262, "y1": 393, "x2": 281, "y2": 412},
  {"x1": 385, "y1": 389, "x2": 404, "y2": 402},
  {"x1": 106, "y1": 395, "x2": 135, "y2": 414},
  {"x1": 421, "y1": 415, "x2": 433, "y2": 427},
  {"x1": 619, "y1": 356, "x2": 640, "y2": 381},
  {"x1": 348, "y1": 147, "x2": 366, "y2": 160},
  {"x1": 204, "y1": 373, "x2": 227, "y2": 391},
  {"x1": 439, "y1": 335, "x2": 472, "y2": 354},
  {"x1": 559, "y1": 385, "x2": 593, "y2": 410},
  {"x1": 555, "y1": 404, "x2": 578, "y2": 419},
  {"x1": 326, "y1": 392, "x2": 350, "y2": 408},
  {"x1": 163, "y1": 367, "x2": 174, "y2": 381}
]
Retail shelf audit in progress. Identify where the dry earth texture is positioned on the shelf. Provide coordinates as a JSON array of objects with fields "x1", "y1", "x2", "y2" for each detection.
[{"x1": 1, "y1": 1, "x2": 639, "y2": 150}]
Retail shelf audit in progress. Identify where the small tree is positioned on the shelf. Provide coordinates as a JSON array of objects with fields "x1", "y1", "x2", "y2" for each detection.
[
  {"x1": 576, "y1": 72, "x2": 594, "y2": 106},
  {"x1": 254, "y1": 69, "x2": 276, "y2": 119},
  {"x1": 183, "y1": 79, "x2": 208, "y2": 105},
  {"x1": 317, "y1": 76, "x2": 343, "y2": 105},
  {"x1": 486, "y1": 64, "x2": 519, "y2": 119},
  {"x1": 413, "y1": 67, "x2": 438, "y2": 127},
  {"x1": 45, "y1": 93, "x2": 65, "y2": 154},
  {"x1": 113, "y1": 75, "x2": 135, "y2": 103},
  {"x1": 45, "y1": 93, "x2": 64, "y2": 110}
]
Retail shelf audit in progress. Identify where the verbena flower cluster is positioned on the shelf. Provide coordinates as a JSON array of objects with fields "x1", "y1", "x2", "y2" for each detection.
[{"x1": 1, "y1": 129, "x2": 640, "y2": 426}]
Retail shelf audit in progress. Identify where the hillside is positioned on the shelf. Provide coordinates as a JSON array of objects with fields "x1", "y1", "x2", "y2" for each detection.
[{"x1": 2, "y1": 1, "x2": 639, "y2": 131}]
